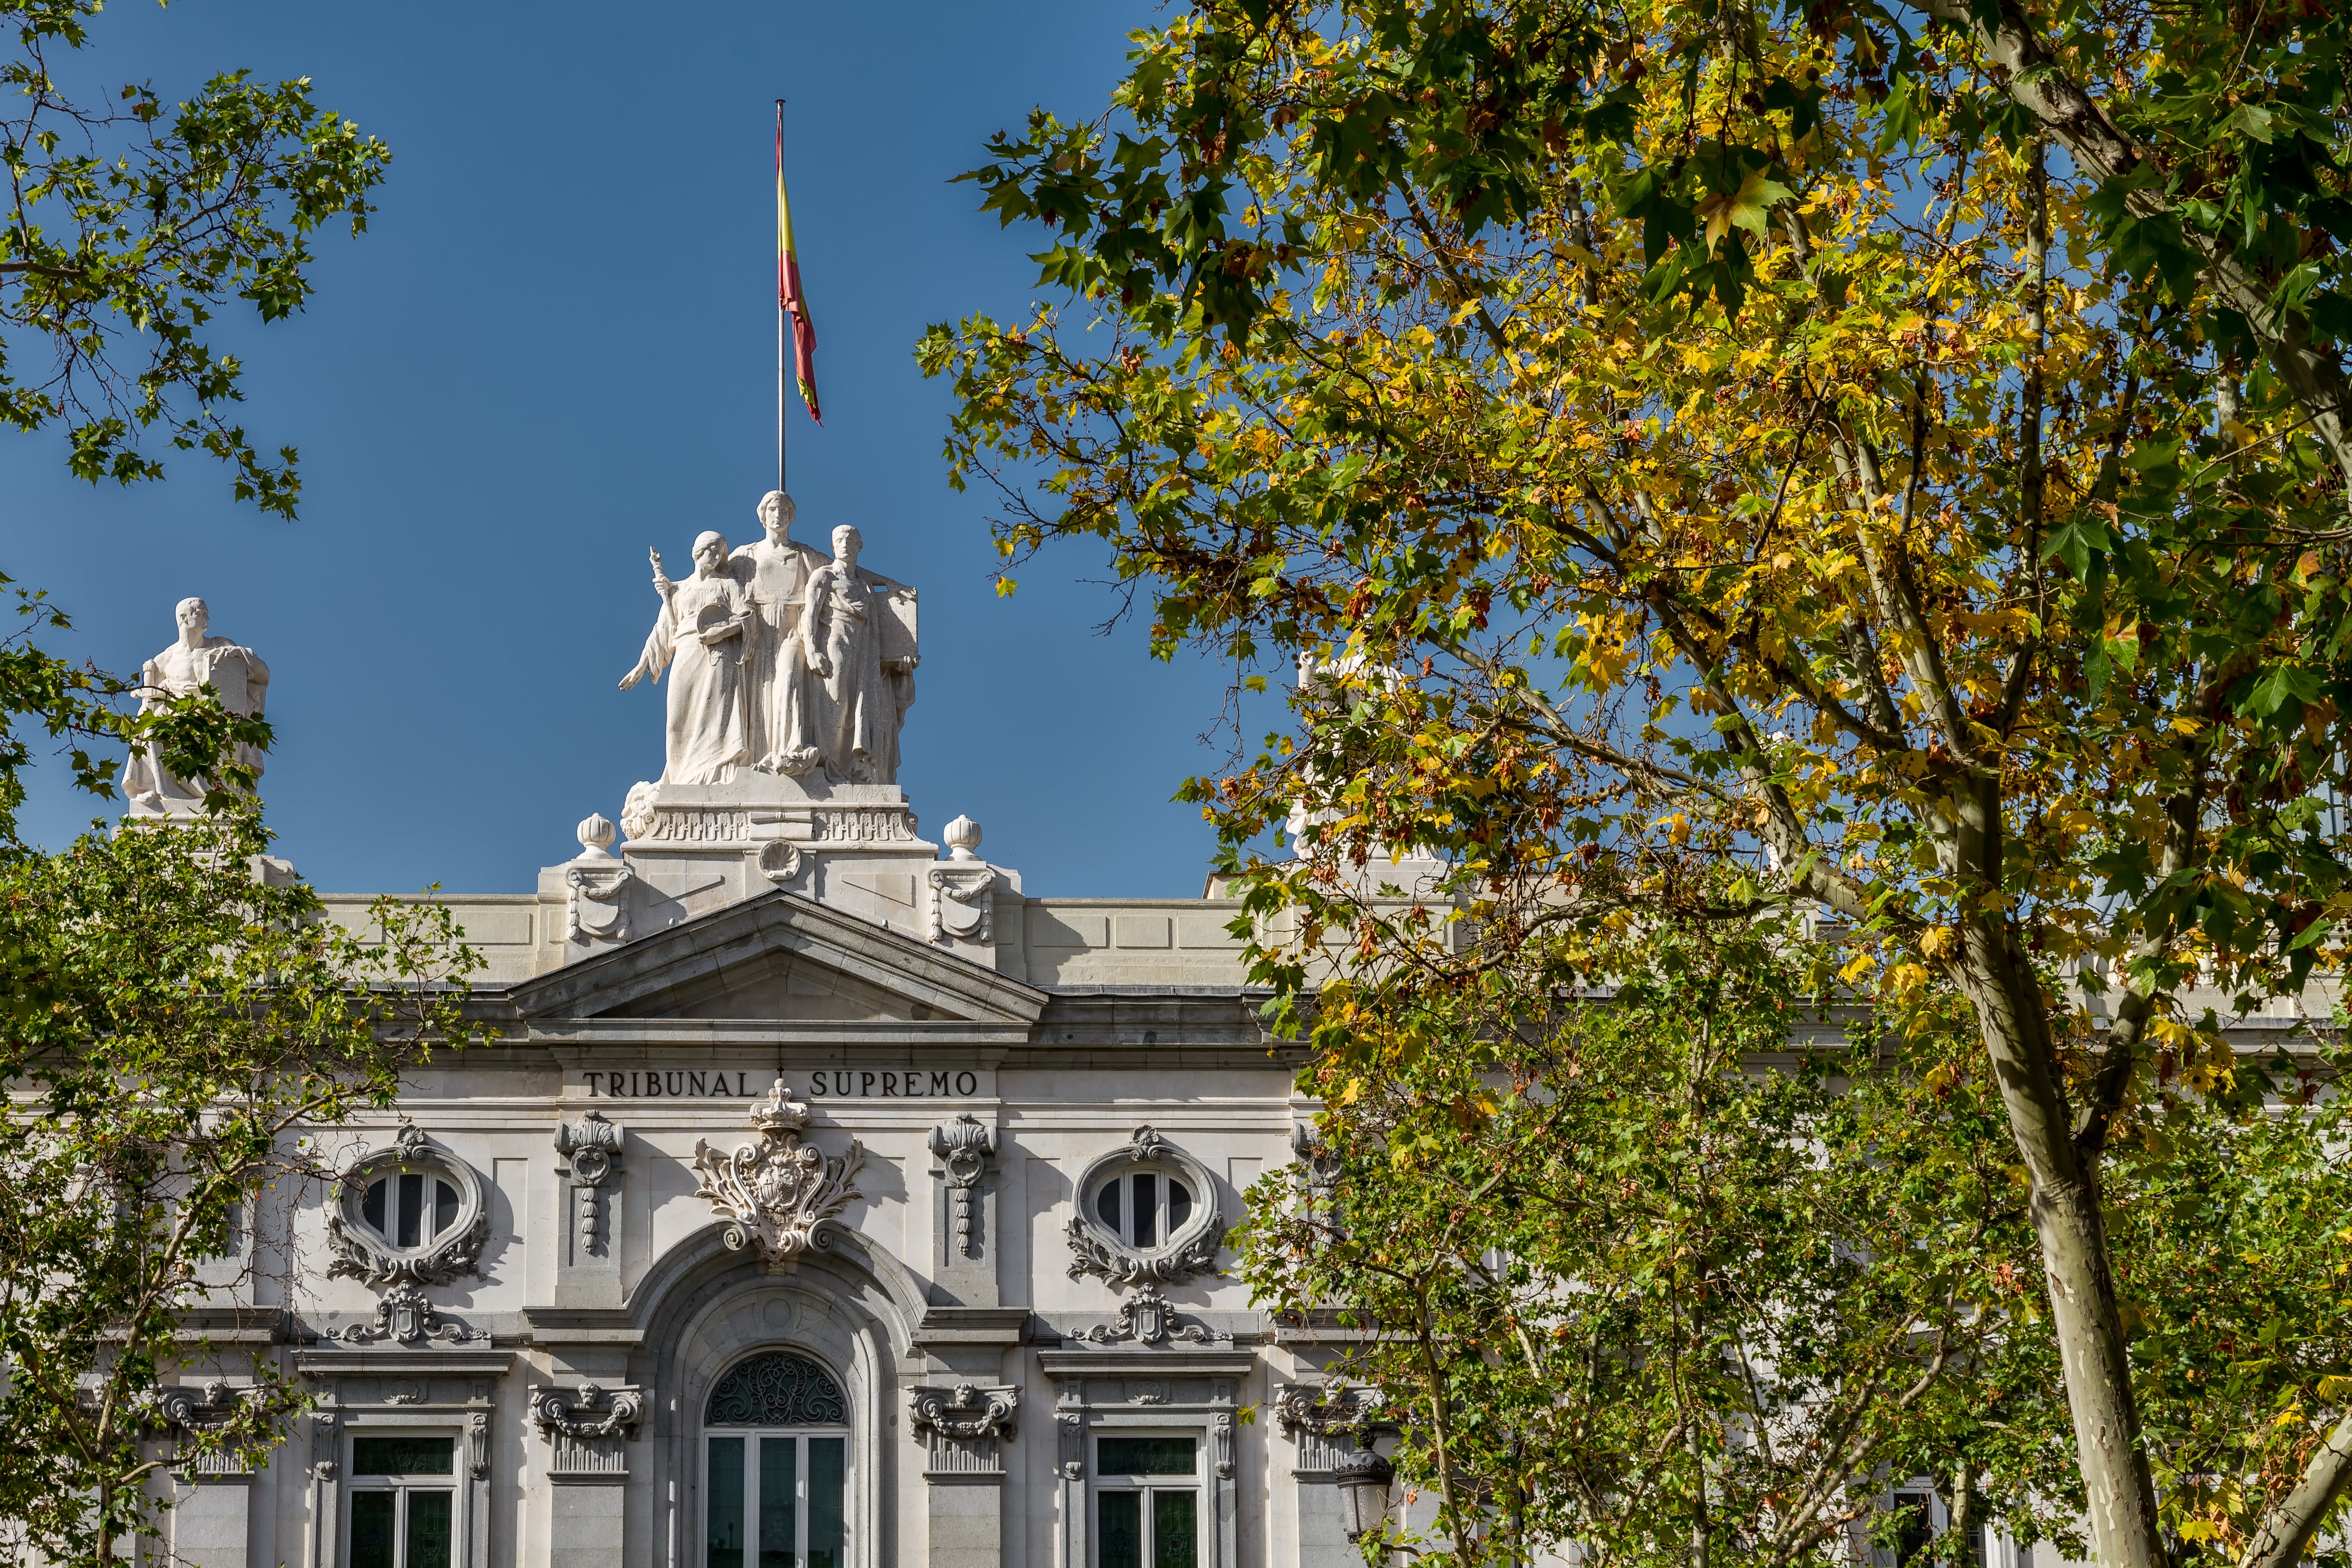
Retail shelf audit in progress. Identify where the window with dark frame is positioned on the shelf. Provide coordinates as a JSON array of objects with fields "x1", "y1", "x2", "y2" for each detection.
[
  {"x1": 1094, "y1": 1433, "x2": 1201, "y2": 1568},
  {"x1": 358, "y1": 1170, "x2": 463, "y2": 1252},
  {"x1": 348, "y1": 1435, "x2": 456, "y2": 1568}
]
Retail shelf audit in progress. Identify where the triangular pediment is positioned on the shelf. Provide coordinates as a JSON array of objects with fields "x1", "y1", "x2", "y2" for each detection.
[{"x1": 501, "y1": 890, "x2": 1047, "y2": 1027}]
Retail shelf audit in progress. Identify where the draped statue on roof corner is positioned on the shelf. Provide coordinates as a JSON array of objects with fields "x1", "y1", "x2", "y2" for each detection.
[{"x1": 620, "y1": 493, "x2": 918, "y2": 787}]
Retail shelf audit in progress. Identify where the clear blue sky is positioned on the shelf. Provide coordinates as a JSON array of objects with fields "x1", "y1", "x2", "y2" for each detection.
[{"x1": 1, "y1": 0, "x2": 1273, "y2": 897}]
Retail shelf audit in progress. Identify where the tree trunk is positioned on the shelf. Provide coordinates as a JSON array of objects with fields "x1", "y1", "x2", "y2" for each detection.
[{"x1": 1958, "y1": 924, "x2": 2169, "y2": 1568}]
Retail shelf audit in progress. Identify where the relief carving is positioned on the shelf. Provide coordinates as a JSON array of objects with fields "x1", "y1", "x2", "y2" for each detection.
[
  {"x1": 928, "y1": 1112, "x2": 994, "y2": 1259},
  {"x1": 691, "y1": 1076, "x2": 865, "y2": 1271},
  {"x1": 555, "y1": 1109, "x2": 624, "y2": 1253},
  {"x1": 1074, "y1": 1285, "x2": 1232, "y2": 1348}
]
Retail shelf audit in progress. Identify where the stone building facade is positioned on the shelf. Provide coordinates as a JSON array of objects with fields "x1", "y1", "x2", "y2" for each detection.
[{"x1": 148, "y1": 505, "x2": 1390, "y2": 1568}]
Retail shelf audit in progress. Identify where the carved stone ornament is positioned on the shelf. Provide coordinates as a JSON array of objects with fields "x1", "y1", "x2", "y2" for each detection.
[
  {"x1": 151, "y1": 1380, "x2": 262, "y2": 1474},
  {"x1": 1271, "y1": 1382, "x2": 1384, "y2": 1440},
  {"x1": 555, "y1": 1109, "x2": 625, "y2": 1251},
  {"x1": 927, "y1": 861, "x2": 994, "y2": 944},
  {"x1": 757, "y1": 838, "x2": 805, "y2": 885},
  {"x1": 529, "y1": 1383, "x2": 646, "y2": 1442},
  {"x1": 565, "y1": 870, "x2": 634, "y2": 942},
  {"x1": 1290, "y1": 1120, "x2": 1343, "y2": 1205},
  {"x1": 928, "y1": 1112, "x2": 995, "y2": 1259},
  {"x1": 325, "y1": 1123, "x2": 493, "y2": 1289},
  {"x1": 691, "y1": 1075, "x2": 865, "y2": 1271},
  {"x1": 333, "y1": 1281, "x2": 485, "y2": 1346},
  {"x1": 1075, "y1": 1285, "x2": 1232, "y2": 1349},
  {"x1": 1065, "y1": 1126, "x2": 1227, "y2": 1288},
  {"x1": 908, "y1": 1383, "x2": 1019, "y2": 1442}
]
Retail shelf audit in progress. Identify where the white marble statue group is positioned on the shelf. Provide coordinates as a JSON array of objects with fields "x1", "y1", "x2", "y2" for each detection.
[{"x1": 620, "y1": 492, "x2": 918, "y2": 788}]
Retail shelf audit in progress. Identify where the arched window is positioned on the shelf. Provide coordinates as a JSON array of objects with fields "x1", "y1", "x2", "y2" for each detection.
[{"x1": 704, "y1": 1352, "x2": 850, "y2": 1568}]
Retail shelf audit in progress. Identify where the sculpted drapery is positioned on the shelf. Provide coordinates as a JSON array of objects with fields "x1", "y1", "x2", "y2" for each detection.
[
  {"x1": 619, "y1": 531, "x2": 755, "y2": 786},
  {"x1": 623, "y1": 499, "x2": 917, "y2": 790},
  {"x1": 124, "y1": 596, "x2": 270, "y2": 810}
]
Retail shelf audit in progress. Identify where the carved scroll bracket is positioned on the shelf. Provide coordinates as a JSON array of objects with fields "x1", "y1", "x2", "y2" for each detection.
[
  {"x1": 909, "y1": 1383, "x2": 1019, "y2": 1442},
  {"x1": 928, "y1": 1113, "x2": 995, "y2": 1260},
  {"x1": 555, "y1": 1109, "x2": 625, "y2": 1254},
  {"x1": 529, "y1": 1383, "x2": 645, "y2": 1441}
]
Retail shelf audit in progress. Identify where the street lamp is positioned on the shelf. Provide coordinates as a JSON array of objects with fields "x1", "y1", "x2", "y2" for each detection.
[{"x1": 1334, "y1": 1445, "x2": 1395, "y2": 1542}]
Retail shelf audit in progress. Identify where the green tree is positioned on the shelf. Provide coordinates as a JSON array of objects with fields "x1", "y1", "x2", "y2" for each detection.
[
  {"x1": 4, "y1": 0, "x2": 390, "y2": 515},
  {"x1": 0, "y1": 806, "x2": 483, "y2": 1567},
  {"x1": 922, "y1": 0, "x2": 2352, "y2": 1562}
]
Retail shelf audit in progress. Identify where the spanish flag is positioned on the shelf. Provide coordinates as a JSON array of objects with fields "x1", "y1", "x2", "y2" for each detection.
[{"x1": 776, "y1": 109, "x2": 820, "y2": 425}]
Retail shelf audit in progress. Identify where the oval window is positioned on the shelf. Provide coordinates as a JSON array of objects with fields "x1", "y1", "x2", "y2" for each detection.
[
  {"x1": 1092, "y1": 1170, "x2": 1194, "y2": 1250},
  {"x1": 360, "y1": 1171, "x2": 463, "y2": 1250}
]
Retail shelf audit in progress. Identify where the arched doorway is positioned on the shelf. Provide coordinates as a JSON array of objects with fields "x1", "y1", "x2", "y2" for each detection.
[{"x1": 702, "y1": 1351, "x2": 851, "y2": 1568}]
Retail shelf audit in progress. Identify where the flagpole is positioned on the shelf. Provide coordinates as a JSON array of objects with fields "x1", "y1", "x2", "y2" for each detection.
[
  {"x1": 775, "y1": 97, "x2": 788, "y2": 498},
  {"x1": 790, "y1": 101, "x2": 800, "y2": 493}
]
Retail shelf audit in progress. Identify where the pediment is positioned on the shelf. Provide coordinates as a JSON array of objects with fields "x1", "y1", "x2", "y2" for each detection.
[{"x1": 502, "y1": 889, "x2": 1047, "y2": 1027}]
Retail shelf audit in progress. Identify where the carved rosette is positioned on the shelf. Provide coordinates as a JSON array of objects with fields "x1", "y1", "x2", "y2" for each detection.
[
  {"x1": 555, "y1": 1109, "x2": 625, "y2": 1252},
  {"x1": 691, "y1": 1076, "x2": 865, "y2": 1272},
  {"x1": 928, "y1": 1113, "x2": 995, "y2": 1259},
  {"x1": 1075, "y1": 1285, "x2": 1232, "y2": 1348},
  {"x1": 324, "y1": 1123, "x2": 492, "y2": 1289}
]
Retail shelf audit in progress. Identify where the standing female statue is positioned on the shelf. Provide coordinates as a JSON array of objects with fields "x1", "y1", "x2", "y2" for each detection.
[
  {"x1": 799, "y1": 525, "x2": 916, "y2": 783},
  {"x1": 619, "y1": 531, "x2": 755, "y2": 785}
]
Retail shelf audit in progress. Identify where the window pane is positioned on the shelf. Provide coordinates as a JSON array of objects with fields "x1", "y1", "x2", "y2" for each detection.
[
  {"x1": 1098, "y1": 1437, "x2": 1197, "y2": 1476},
  {"x1": 1133, "y1": 1173, "x2": 1157, "y2": 1247},
  {"x1": 1167, "y1": 1179, "x2": 1192, "y2": 1230},
  {"x1": 406, "y1": 1491, "x2": 453, "y2": 1568},
  {"x1": 1894, "y1": 1495, "x2": 1933, "y2": 1567},
  {"x1": 1098, "y1": 1491, "x2": 1143, "y2": 1568},
  {"x1": 350, "y1": 1492, "x2": 396, "y2": 1568},
  {"x1": 352, "y1": 1437, "x2": 454, "y2": 1476},
  {"x1": 397, "y1": 1172, "x2": 424, "y2": 1247},
  {"x1": 1153, "y1": 1490, "x2": 1199, "y2": 1568},
  {"x1": 807, "y1": 1436, "x2": 846, "y2": 1568},
  {"x1": 707, "y1": 1437, "x2": 745, "y2": 1568},
  {"x1": 362, "y1": 1179, "x2": 387, "y2": 1235},
  {"x1": 758, "y1": 1437, "x2": 798, "y2": 1568},
  {"x1": 1097, "y1": 1179, "x2": 1120, "y2": 1230},
  {"x1": 434, "y1": 1181, "x2": 459, "y2": 1238}
]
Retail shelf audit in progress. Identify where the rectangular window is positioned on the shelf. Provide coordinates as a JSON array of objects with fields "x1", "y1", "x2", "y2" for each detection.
[
  {"x1": 348, "y1": 1433, "x2": 457, "y2": 1568},
  {"x1": 1095, "y1": 1433, "x2": 1199, "y2": 1568},
  {"x1": 706, "y1": 1433, "x2": 846, "y2": 1568}
]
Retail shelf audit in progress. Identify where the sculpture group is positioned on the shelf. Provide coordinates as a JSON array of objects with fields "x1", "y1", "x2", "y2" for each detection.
[{"x1": 620, "y1": 491, "x2": 917, "y2": 787}]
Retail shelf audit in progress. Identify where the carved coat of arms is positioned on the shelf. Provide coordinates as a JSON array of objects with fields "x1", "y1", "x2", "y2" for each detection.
[{"x1": 691, "y1": 1076, "x2": 865, "y2": 1272}]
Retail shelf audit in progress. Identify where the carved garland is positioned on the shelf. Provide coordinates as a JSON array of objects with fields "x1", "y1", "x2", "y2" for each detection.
[
  {"x1": 691, "y1": 1077, "x2": 865, "y2": 1272},
  {"x1": 908, "y1": 1383, "x2": 1019, "y2": 1442},
  {"x1": 324, "y1": 1123, "x2": 493, "y2": 1289},
  {"x1": 1065, "y1": 1126, "x2": 1226, "y2": 1288},
  {"x1": 529, "y1": 1383, "x2": 646, "y2": 1441}
]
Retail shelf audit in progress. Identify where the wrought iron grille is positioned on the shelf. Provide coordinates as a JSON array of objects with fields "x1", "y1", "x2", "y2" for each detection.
[{"x1": 705, "y1": 1351, "x2": 849, "y2": 1426}]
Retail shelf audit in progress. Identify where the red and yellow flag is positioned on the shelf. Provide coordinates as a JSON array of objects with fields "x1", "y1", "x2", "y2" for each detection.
[{"x1": 776, "y1": 112, "x2": 820, "y2": 425}]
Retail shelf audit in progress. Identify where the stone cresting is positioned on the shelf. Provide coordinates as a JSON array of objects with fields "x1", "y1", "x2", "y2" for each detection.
[
  {"x1": 332, "y1": 1281, "x2": 484, "y2": 1345},
  {"x1": 1074, "y1": 1285, "x2": 1232, "y2": 1348},
  {"x1": 690, "y1": 1076, "x2": 866, "y2": 1273}
]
